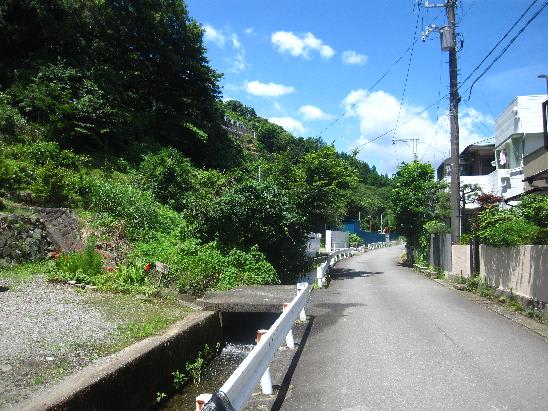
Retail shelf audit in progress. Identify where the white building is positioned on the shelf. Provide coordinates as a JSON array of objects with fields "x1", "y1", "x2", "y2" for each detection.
[
  {"x1": 437, "y1": 95, "x2": 547, "y2": 209},
  {"x1": 489, "y1": 95, "x2": 547, "y2": 201}
]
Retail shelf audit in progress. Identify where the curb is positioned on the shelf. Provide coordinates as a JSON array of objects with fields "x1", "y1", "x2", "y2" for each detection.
[{"x1": 18, "y1": 311, "x2": 222, "y2": 411}]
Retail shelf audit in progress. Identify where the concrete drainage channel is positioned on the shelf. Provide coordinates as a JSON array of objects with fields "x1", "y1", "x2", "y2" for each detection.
[{"x1": 19, "y1": 285, "x2": 300, "y2": 411}]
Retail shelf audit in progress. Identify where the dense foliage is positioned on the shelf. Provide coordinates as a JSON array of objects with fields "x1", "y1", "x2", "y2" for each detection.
[
  {"x1": 0, "y1": 0, "x2": 239, "y2": 167},
  {"x1": 477, "y1": 194, "x2": 548, "y2": 247},
  {"x1": 0, "y1": 1, "x2": 393, "y2": 293}
]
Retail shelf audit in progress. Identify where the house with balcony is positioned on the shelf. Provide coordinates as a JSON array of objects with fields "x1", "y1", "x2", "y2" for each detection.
[
  {"x1": 437, "y1": 143, "x2": 496, "y2": 209},
  {"x1": 492, "y1": 95, "x2": 547, "y2": 202},
  {"x1": 437, "y1": 95, "x2": 547, "y2": 208}
]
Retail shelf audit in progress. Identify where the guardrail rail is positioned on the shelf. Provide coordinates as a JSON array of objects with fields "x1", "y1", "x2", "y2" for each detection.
[{"x1": 200, "y1": 283, "x2": 310, "y2": 411}]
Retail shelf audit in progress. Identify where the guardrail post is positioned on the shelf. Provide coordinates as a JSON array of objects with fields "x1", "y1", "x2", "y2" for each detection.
[
  {"x1": 316, "y1": 265, "x2": 323, "y2": 288},
  {"x1": 255, "y1": 330, "x2": 273, "y2": 395},
  {"x1": 196, "y1": 394, "x2": 212, "y2": 411},
  {"x1": 282, "y1": 304, "x2": 295, "y2": 349},
  {"x1": 296, "y1": 283, "x2": 307, "y2": 321}
]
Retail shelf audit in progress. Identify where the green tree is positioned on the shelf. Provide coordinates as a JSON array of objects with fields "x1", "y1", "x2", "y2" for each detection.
[
  {"x1": 0, "y1": 0, "x2": 240, "y2": 166},
  {"x1": 264, "y1": 146, "x2": 358, "y2": 232},
  {"x1": 194, "y1": 180, "x2": 308, "y2": 283},
  {"x1": 138, "y1": 147, "x2": 196, "y2": 212},
  {"x1": 390, "y1": 161, "x2": 444, "y2": 263}
]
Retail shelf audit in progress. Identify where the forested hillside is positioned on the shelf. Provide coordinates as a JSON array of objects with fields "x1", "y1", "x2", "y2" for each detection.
[{"x1": 0, "y1": 0, "x2": 391, "y2": 293}]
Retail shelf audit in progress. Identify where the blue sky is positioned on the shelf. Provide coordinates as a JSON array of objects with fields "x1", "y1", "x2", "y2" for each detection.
[{"x1": 185, "y1": 0, "x2": 548, "y2": 175}]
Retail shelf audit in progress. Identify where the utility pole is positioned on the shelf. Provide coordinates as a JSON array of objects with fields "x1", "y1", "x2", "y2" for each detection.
[{"x1": 423, "y1": 0, "x2": 461, "y2": 244}]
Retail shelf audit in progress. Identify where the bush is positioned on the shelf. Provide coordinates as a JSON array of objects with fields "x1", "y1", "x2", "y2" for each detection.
[
  {"x1": 194, "y1": 180, "x2": 308, "y2": 283},
  {"x1": 0, "y1": 92, "x2": 27, "y2": 137},
  {"x1": 348, "y1": 233, "x2": 363, "y2": 246},
  {"x1": 138, "y1": 148, "x2": 196, "y2": 211},
  {"x1": 0, "y1": 140, "x2": 90, "y2": 206},
  {"x1": 90, "y1": 180, "x2": 182, "y2": 240},
  {"x1": 50, "y1": 236, "x2": 103, "y2": 284},
  {"x1": 477, "y1": 208, "x2": 538, "y2": 247},
  {"x1": 517, "y1": 194, "x2": 548, "y2": 228},
  {"x1": 128, "y1": 233, "x2": 278, "y2": 295},
  {"x1": 460, "y1": 233, "x2": 471, "y2": 245},
  {"x1": 424, "y1": 220, "x2": 450, "y2": 235}
]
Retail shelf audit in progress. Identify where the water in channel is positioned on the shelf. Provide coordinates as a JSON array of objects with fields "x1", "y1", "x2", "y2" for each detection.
[{"x1": 160, "y1": 343, "x2": 253, "y2": 410}]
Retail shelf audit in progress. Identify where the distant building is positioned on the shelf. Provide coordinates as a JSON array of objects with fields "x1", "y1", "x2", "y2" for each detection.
[
  {"x1": 516, "y1": 96, "x2": 548, "y2": 198},
  {"x1": 437, "y1": 143, "x2": 496, "y2": 209}
]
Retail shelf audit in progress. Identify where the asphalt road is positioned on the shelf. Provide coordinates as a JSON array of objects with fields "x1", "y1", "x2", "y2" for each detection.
[{"x1": 278, "y1": 245, "x2": 548, "y2": 411}]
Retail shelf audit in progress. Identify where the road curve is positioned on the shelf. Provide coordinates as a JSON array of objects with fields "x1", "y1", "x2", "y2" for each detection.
[{"x1": 278, "y1": 245, "x2": 548, "y2": 410}]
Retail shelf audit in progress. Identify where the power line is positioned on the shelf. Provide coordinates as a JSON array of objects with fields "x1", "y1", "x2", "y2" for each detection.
[
  {"x1": 392, "y1": 3, "x2": 422, "y2": 143},
  {"x1": 459, "y1": 0, "x2": 541, "y2": 93},
  {"x1": 463, "y1": 0, "x2": 548, "y2": 99},
  {"x1": 461, "y1": 99, "x2": 494, "y2": 137},
  {"x1": 352, "y1": 0, "x2": 547, "y2": 154},
  {"x1": 317, "y1": 8, "x2": 444, "y2": 140}
]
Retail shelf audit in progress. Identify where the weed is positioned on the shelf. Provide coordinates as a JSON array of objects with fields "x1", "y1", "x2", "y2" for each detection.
[
  {"x1": 508, "y1": 299, "x2": 525, "y2": 312},
  {"x1": 155, "y1": 392, "x2": 166, "y2": 404},
  {"x1": 186, "y1": 344, "x2": 211, "y2": 385},
  {"x1": 465, "y1": 276, "x2": 480, "y2": 292},
  {"x1": 32, "y1": 375, "x2": 45, "y2": 386},
  {"x1": 477, "y1": 280, "x2": 493, "y2": 299},
  {"x1": 172, "y1": 369, "x2": 186, "y2": 390},
  {"x1": 117, "y1": 315, "x2": 175, "y2": 342}
]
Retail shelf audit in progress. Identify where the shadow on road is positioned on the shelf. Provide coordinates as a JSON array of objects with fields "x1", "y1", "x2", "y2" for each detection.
[
  {"x1": 271, "y1": 316, "x2": 315, "y2": 411},
  {"x1": 331, "y1": 267, "x2": 384, "y2": 280}
]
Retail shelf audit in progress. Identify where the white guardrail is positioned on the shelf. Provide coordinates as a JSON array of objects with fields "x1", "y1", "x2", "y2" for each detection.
[
  {"x1": 315, "y1": 247, "x2": 353, "y2": 288},
  {"x1": 200, "y1": 283, "x2": 310, "y2": 411},
  {"x1": 198, "y1": 241, "x2": 401, "y2": 410}
]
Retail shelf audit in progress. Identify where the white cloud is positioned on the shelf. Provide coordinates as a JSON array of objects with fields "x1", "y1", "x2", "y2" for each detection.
[
  {"x1": 343, "y1": 89, "x2": 494, "y2": 175},
  {"x1": 299, "y1": 105, "x2": 333, "y2": 121},
  {"x1": 203, "y1": 24, "x2": 225, "y2": 47},
  {"x1": 229, "y1": 33, "x2": 247, "y2": 73},
  {"x1": 274, "y1": 101, "x2": 284, "y2": 113},
  {"x1": 271, "y1": 31, "x2": 335, "y2": 60},
  {"x1": 244, "y1": 27, "x2": 256, "y2": 36},
  {"x1": 244, "y1": 80, "x2": 295, "y2": 97},
  {"x1": 203, "y1": 25, "x2": 247, "y2": 73},
  {"x1": 342, "y1": 50, "x2": 368, "y2": 65},
  {"x1": 269, "y1": 117, "x2": 307, "y2": 135}
]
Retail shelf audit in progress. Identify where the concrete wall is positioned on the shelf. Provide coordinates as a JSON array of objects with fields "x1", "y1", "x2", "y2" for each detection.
[
  {"x1": 480, "y1": 245, "x2": 548, "y2": 303},
  {"x1": 305, "y1": 233, "x2": 321, "y2": 257},
  {"x1": 325, "y1": 230, "x2": 349, "y2": 252},
  {"x1": 22, "y1": 312, "x2": 222, "y2": 411},
  {"x1": 451, "y1": 245, "x2": 471, "y2": 277},
  {"x1": 430, "y1": 234, "x2": 452, "y2": 273}
]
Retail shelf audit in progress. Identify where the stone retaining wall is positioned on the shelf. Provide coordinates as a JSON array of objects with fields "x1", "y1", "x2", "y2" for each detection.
[
  {"x1": 0, "y1": 214, "x2": 54, "y2": 266},
  {"x1": 31, "y1": 207, "x2": 80, "y2": 252},
  {"x1": 0, "y1": 208, "x2": 80, "y2": 267}
]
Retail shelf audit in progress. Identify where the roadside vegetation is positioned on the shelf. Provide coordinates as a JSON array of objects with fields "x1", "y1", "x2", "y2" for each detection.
[{"x1": 0, "y1": 0, "x2": 390, "y2": 296}]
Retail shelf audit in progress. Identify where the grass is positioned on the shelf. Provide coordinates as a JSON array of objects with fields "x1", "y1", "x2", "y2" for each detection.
[
  {"x1": 0, "y1": 261, "x2": 50, "y2": 282},
  {"x1": 117, "y1": 315, "x2": 179, "y2": 343},
  {"x1": 448, "y1": 275, "x2": 547, "y2": 324},
  {"x1": 85, "y1": 292, "x2": 192, "y2": 354},
  {"x1": 0, "y1": 198, "x2": 34, "y2": 216}
]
